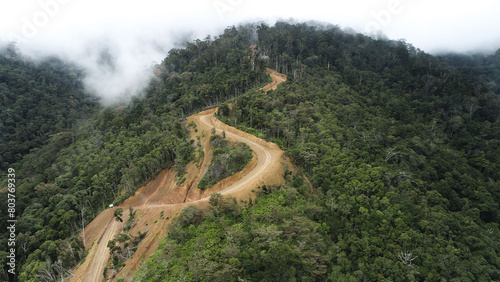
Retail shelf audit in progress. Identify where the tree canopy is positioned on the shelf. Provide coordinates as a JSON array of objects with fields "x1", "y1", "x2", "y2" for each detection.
[{"x1": 2, "y1": 22, "x2": 500, "y2": 281}]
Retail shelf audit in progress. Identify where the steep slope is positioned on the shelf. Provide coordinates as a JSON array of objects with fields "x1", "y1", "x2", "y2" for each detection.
[
  {"x1": 70, "y1": 70, "x2": 289, "y2": 281},
  {"x1": 0, "y1": 46, "x2": 98, "y2": 171},
  {"x1": 135, "y1": 21, "x2": 500, "y2": 281},
  {"x1": 11, "y1": 21, "x2": 500, "y2": 281},
  {"x1": 207, "y1": 22, "x2": 500, "y2": 281},
  {"x1": 7, "y1": 26, "x2": 270, "y2": 282}
]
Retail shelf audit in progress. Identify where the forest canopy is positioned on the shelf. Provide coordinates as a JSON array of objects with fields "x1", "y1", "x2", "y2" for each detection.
[
  {"x1": 1, "y1": 22, "x2": 500, "y2": 281},
  {"x1": 0, "y1": 25, "x2": 266, "y2": 281},
  {"x1": 139, "y1": 22, "x2": 500, "y2": 281}
]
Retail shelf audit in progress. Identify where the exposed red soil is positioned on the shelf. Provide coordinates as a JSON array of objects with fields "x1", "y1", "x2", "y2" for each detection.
[
  {"x1": 261, "y1": 68, "x2": 287, "y2": 92},
  {"x1": 70, "y1": 70, "x2": 288, "y2": 282}
]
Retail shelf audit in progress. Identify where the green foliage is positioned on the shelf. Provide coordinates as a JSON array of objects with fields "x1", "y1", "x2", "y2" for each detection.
[
  {"x1": 217, "y1": 21, "x2": 500, "y2": 280},
  {"x1": 0, "y1": 45, "x2": 99, "y2": 172},
  {"x1": 3, "y1": 22, "x2": 500, "y2": 281},
  {"x1": 1, "y1": 25, "x2": 265, "y2": 281},
  {"x1": 442, "y1": 50, "x2": 500, "y2": 94},
  {"x1": 107, "y1": 230, "x2": 145, "y2": 273},
  {"x1": 198, "y1": 134, "x2": 253, "y2": 190},
  {"x1": 114, "y1": 208, "x2": 124, "y2": 222},
  {"x1": 134, "y1": 181, "x2": 329, "y2": 281},
  {"x1": 106, "y1": 211, "x2": 146, "y2": 278},
  {"x1": 144, "y1": 26, "x2": 268, "y2": 116},
  {"x1": 124, "y1": 208, "x2": 137, "y2": 231},
  {"x1": 178, "y1": 205, "x2": 204, "y2": 227}
]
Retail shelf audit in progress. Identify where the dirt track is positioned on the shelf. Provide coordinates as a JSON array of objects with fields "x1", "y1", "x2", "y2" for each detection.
[
  {"x1": 70, "y1": 209, "x2": 124, "y2": 282},
  {"x1": 261, "y1": 68, "x2": 287, "y2": 92},
  {"x1": 70, "y1": 71, "x2": 288, "y2": 282}
]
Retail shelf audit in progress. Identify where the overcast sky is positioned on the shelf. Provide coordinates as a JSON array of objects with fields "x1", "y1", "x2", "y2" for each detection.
[{"x1": 1, "y1": 0, "x2": 499, "y2": 103}]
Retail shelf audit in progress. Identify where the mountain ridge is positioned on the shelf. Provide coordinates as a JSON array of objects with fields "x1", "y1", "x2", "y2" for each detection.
[{"x1": 1, "y1": 22, "x2": 499, "y2": 281}]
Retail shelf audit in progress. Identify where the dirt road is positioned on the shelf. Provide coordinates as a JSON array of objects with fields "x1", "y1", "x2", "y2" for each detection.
[
  {"x1": 70, "y1": 70, "x2": 288, "y2": 282},
  {"x1": 198, "y1": 114, "x2": 273, "y2": 196},
  {"x1": 70, "y1": 209, "x2": 124, "y2": 282}
]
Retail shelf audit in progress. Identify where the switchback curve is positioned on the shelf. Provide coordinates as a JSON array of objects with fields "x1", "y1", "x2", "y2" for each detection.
[{"x1": 70, "y1": 70, "x2": 288, "y2": 282}]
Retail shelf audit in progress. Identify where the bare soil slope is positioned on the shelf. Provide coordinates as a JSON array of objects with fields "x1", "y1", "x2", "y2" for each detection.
[
  {"x1": 70, "y1": 71, "x2": 288, "y2": 282},
  {"x1": 261, "y1": 68, "x2": 287, "y2": 92}
]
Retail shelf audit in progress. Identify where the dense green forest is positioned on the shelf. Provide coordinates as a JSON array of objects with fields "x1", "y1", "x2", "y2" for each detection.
[
  {"x1": 0, "y1": 44, "x2": 99, "y2": 173},
  {"x1": 1, "y1": 21, "x2": 500, "y2": 281},
  {"x1": 441, "y1": 49, "x2": 500, "y2": 94},
  {"x1": 198, "y1": 133, "x2": 253, "y2": 190},
  {"x1": 0, "y1": 26, "x2": 266, "y2": 281},
  {"x1": 137, "y1": 22, "x2": 500, "y2": 281}
]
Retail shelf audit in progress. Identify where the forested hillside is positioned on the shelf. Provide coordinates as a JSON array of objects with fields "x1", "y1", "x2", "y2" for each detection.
[
  {"x1": 0, "y1": 44, "x2": 98, "y2": 172},
  {"x1": 1, "y1": 22, "x2": 500, "y2": 281},
  {"x1": 442, "y1": 49, "x2": 500, "y2": 94},
  {"x1": 137, "y1": 22, "x2": 500, "y2": 281},
  {"x1": 0, "y1": 26, "x2": 266, "y2": 281}
]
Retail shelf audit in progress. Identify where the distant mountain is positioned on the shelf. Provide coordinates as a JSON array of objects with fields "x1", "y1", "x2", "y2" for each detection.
[{"x1": 441, "y1": 48, "x2": 500, "y2": 93}]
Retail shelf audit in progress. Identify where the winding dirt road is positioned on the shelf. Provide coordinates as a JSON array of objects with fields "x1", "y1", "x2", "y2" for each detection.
[
  {"x1": 262, "y1": 68, "x2": 287, "y2": 92},
  {"x1": 70, "y1": 70, "x2": 288, "y2": 282},
  {"x1": 198, "y1": 114, "x2": 273, "y2": 196}
]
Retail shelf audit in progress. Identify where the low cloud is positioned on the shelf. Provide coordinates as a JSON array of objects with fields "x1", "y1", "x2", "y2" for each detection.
[
  {"x1": 0, "y1": 0, "x2": 232, "y2": 104},
  {"x1": 6, "y1": 30, "x2": 180, "y2": 105},
  {"x1": 1, "y1": 0, "x2": 499, "y2": 104}
]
